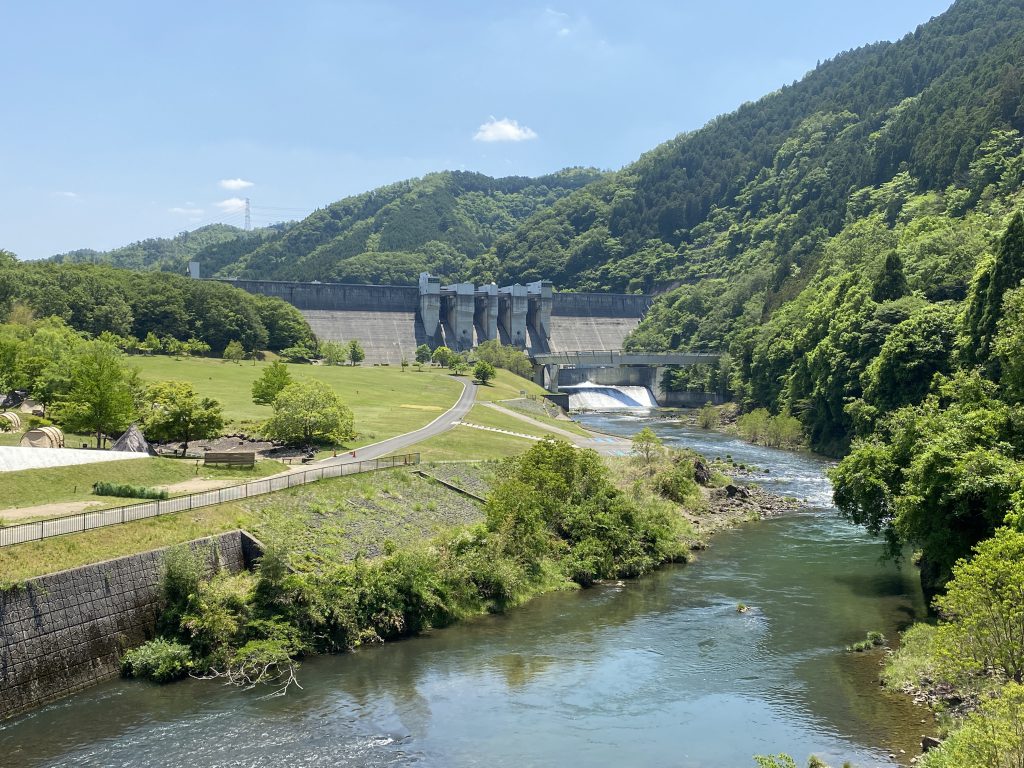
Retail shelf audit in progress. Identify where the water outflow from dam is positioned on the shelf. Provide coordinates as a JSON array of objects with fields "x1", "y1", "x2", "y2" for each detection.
[{"x1": 562, "y1": 382, "x2": 658, "y2": 410}]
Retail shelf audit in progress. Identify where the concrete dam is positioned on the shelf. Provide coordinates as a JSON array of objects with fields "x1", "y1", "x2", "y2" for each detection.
[{"x1": 223, "y1": 276, "x2": 655, "y2": 364}]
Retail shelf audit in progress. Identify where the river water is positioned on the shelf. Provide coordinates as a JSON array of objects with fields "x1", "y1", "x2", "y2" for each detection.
[{"x1": 1, "y1": 412, "x2": 928, "y2": 767}]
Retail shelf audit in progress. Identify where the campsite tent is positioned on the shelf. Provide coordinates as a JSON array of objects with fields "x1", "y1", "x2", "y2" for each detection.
[
  {"x1": 20, "y1": 426, "x2": 65, "y2": 448},
  {"x1": 111, "y1": 424, "x2": 157, "y2": 455},
  {"x1": 0, "y1": 412, "x2": 21, "y2": 432}
]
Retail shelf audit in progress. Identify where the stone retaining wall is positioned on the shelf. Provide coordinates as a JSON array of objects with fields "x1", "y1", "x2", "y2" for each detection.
[{"x1": 0, "y1": 530, "x2": 262, "y2": 720}]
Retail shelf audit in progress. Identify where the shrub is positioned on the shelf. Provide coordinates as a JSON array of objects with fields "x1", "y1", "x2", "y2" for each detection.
[
  {"x1": 920, "y1": 683, "x2": 1024, "y2": 767},
  {"x1": 121, "y1": 638, "x2": 192, "y2": 683},
  {"x1": 697, "y1": 403, "x2": 720, "y2": 429},
  {"x1": 92, "y1": 482, "x2": 168, "y2": 500}
]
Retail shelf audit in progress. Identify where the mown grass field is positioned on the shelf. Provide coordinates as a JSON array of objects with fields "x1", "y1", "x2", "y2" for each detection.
[
  {"x1": 473, "y1": 368, "x2": 549, "y2": 402},
  {"x1": 463, "y1": 404, "x2": 566, "y2": 438},
  {"x1": 131, "y1": 356, "x2": 464, "y2": 446},
  {"x1": 0, "y1": 457, "x2": 286, "y2": 512},
  {"x1": 413, "y1": 424, "x2": 539, "y2": 462}
]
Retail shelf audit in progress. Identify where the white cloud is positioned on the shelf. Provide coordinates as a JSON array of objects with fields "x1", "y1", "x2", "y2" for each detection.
[
  {"x1": 473, "y1": 117, "x2": 538, "y2": 143},
  {"x1": 215, "y1": 197, "x2": 247, "y2": 212},
  {"x1": 219, "y1": 178, "x2": 254, "y2": 190},
  {"x1": 169, "y1": 206, "x2": 204, "y2": 216},
  {"x1": 55, "y1": 191, "x2": 79, "y2": 199}
]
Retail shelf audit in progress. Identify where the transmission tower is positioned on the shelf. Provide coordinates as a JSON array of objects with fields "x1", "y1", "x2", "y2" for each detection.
[{"x1": 244, "y1": 198, "x2": 251, "y2": 231}]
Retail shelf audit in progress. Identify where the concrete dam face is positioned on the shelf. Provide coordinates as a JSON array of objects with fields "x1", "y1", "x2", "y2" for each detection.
[{"x1": 223, "y1": 277, "x2": 655, "y2": 364}]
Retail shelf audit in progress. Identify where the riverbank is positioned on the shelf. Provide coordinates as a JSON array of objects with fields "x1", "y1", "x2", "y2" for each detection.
[{"x1": 1, "y1": 414, "x2": 929, "y2": 768}]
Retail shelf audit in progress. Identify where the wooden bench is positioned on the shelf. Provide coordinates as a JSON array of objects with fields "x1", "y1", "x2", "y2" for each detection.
[{"x1": 203, "y1": 451, "x2": 256, "y2": 468}]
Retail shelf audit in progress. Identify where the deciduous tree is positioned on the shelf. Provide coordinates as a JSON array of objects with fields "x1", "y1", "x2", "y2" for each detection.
[
  {"x1": 251, "y1": 361, "x2": 292, "y2": 406},
  {"x1": 142, "y1": 380, "x2": 224, "y2": 452},
  {"x1": 55, "y1": 340, "x2": 137, "y2": 448},
  {"x1": 263, "y1": 380, "x2": 355, "y2": 445}
]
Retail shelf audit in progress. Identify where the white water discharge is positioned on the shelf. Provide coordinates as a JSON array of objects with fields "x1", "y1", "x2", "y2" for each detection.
[{"x1": 563, "y1": 382, "x2": 658, "y2": 410}]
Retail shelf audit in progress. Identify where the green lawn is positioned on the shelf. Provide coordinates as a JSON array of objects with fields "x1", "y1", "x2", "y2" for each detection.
[
  {"x1": 463, "y1": 404, "x2": 565, "y2": 438},
  {"x1": 131, "y1": 357, "x2": 463, "y2": 446},
  {"x1": 489, "y1": 402, "x2": 592, "y2": 437},
  {"x1": 473, "y1": 368, "x2": 549, "y2": 402},
  {"x1": 0, "y1": 457, "x2": 286, "y2": 512},
  {"x1": 413, "y1": 424, "x2": 538, "y2": 462}
]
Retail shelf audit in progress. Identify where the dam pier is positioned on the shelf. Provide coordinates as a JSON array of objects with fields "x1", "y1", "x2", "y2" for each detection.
[{"x1": 220, "y1": 274, "x2": 718, "y2": 406}]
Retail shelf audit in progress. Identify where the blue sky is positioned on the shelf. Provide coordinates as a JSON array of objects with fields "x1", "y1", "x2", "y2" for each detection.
[{"x1": 2, "y1": 0, "x2": 954, "y2": 260}]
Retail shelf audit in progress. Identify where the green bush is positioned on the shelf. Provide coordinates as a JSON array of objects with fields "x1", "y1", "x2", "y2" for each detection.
[
  {"x1": 920, "y1": 682, "x2": 1024, "y2": 767},
  {"x1": 697, "y1": 403, "x2": 720, "y2": 429},
  {"x1": 121, "y1": 638, "x2": 192, "y2": 682},
  {"x1": 92, "y1": 481, "x2": 168, "y2": 500}
]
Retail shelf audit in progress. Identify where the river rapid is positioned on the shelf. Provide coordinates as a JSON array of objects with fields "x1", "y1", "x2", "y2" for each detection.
[{"x1": 0, "y1": 411, "x2": 928, "y2": 767}]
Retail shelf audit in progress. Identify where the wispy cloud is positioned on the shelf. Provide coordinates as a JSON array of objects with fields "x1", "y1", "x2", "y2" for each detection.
[
  {"x1": 215, "y1": 197, "x2": 247, "y2": 212},
  {"x1": 473, "y1": 117, "x2": 538, "y2": 143},
  {"x1": 169, "y1": 206, "x2": 204, "y2": 216},
  {"x1": 54, "y1": 191, "x2": 79, "y2": 199},
  {"x1": 544, "y1": 8, "x2": 572, "y2": 37},
  {"x1": 219, "y1": 178, "x2": 254, "y2": 190}
]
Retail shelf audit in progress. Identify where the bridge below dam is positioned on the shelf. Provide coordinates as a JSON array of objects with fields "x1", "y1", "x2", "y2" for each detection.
[
  {"x1": 220, "y1": 276, "x2": 655, "y2": 364},
  {"x1": 529, "y1": 350, "x2": 723, "y2": 407}
]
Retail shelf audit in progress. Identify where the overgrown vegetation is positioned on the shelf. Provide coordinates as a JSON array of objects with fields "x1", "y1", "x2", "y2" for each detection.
[
  {"x1": 121, "y1": 439, "x2": 695, "y2": 691},
  {"x1": 92, "y1": 482, "x2": 169, "y2": 500}
]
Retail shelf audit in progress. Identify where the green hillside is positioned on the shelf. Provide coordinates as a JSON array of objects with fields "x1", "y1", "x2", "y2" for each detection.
[
  {"x1": 52, "y1": 169, "x2": 603, "y2": 285},
  {"x1": 478, "y1": 0, "x2": 1024, "y2": 294},
  {"x1": 221, "y1": 168, "x2": 603, "y2": 283},
  {"x1": 52, "y1": 223, "x2": 292, "y2": 274}
]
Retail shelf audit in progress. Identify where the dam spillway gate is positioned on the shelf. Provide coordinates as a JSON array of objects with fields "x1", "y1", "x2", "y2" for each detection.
[{"x1": 219, "y1": 275, "x2": 655, "y2": 364}]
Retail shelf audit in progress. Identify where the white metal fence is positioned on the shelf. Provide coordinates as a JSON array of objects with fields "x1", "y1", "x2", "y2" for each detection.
[{"x1": 0, "y1": 454, "x2": 420, "y2": 548}]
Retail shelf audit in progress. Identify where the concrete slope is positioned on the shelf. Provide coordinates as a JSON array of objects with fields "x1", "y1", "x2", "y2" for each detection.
[
  {"x1": 547, "y1": 315, "x2": 643, "y2": 353},
  {"x1": 301, "y1": 309, "x2": 427, "y2": 365}
]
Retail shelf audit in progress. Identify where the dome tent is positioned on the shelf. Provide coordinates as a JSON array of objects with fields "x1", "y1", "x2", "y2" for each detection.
[
  {"x1": 0, "y1": 412, "x2": 21, "y2": 432},
  {"x1": 20, "y1": 426, "x2": 64, "y2": 448}
]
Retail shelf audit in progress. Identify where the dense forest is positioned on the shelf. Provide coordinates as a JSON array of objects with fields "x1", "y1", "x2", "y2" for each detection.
[
  {"x1": 51, "y1": 169, "x2": 603, "y2": 285},
  {"x1": 0, "y1": 254, "x2": 311, "y2": 355}
]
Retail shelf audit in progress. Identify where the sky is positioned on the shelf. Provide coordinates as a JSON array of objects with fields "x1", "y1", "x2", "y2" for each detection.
[{"x1": 1, "y1": 0, "x2": 955, "y2": 260}]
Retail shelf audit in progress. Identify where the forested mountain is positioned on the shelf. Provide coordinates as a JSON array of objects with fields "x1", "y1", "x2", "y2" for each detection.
[
  {"x1": 53, "y1": 223, "x2": 291, "y2": 275},
  {"x1": 606, "y1": 0, "x2": 1024, "y2": 453},
  {"x1": 476, "y1": 0, "x2": 1024, "y2": 294},
  {"x1": 221, "y1": 168, "x2": 602, "y2": 284},
  {"x1": 52, "y1": 169, "x2": 603, "y2": 285}
]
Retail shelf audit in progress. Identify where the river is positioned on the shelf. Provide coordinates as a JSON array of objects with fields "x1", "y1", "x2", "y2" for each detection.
[{"x1": 0, "y1": 411, "x2": 928, "y2": 767}]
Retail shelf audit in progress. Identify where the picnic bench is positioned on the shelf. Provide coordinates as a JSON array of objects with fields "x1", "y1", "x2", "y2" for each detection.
[{"x1": 203, "y1": 451, "x2": 256, "y2": 468}]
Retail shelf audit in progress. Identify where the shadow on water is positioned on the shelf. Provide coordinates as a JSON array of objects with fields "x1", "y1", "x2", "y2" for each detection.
[{"x1": 0, "y1": 411, "x2": 931, "y2": 768}]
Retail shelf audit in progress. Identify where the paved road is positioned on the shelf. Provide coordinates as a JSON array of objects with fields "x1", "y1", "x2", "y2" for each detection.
[{"x1": 309, "y1": 376, "x2": 477, "y2": 468}]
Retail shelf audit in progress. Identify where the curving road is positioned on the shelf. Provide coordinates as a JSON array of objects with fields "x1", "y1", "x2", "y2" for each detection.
[{"x1": 310, "y1": 376, "x2": 477, "y2": 468}]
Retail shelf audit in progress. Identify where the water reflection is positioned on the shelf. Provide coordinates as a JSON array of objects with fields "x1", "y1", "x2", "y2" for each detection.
[{"x1": 1, "y1": 413, "x2": 929, "y2": 768}]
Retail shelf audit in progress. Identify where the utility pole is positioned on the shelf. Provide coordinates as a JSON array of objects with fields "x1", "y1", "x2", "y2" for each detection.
[{"x1": 244, "y1": 197, "x2": 251, "y2": 231}]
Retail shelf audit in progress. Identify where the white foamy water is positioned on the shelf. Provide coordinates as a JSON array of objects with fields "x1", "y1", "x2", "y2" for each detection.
[{"x1": 563, "y1": 383, "x2": 658, "y2": 410}]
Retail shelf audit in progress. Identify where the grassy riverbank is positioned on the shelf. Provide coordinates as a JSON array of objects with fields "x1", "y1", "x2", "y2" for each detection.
[{"x1": 121, "y1": 439, "x2": 707, "y2": 691}]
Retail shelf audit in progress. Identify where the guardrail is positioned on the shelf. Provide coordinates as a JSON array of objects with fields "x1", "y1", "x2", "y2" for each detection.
[{"x1": 0, "y1": 453, "x2": 420, "y2": 548}]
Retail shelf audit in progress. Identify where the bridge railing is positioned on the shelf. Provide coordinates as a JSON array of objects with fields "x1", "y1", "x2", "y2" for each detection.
[{"x1": 0, "y1": 454, "x2": 420, "y2": 548}]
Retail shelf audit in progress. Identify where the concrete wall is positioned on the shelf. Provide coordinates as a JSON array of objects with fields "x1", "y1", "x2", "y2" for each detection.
[
  {"x1": 0, "y1": 531, "x2": 262, "y2": 720},
  {"x1": 225, "y1": 280, "x2": 420, "y2": 312},
  {"x1": 551, "y1": 292, "x2": 654, "y2": 317},
  {"x1": 224, "y1": 279, "x2": 655, "y2": 356},
  {"x1": 658, "y1": 391, "x2": 727, "y2": 407}
]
